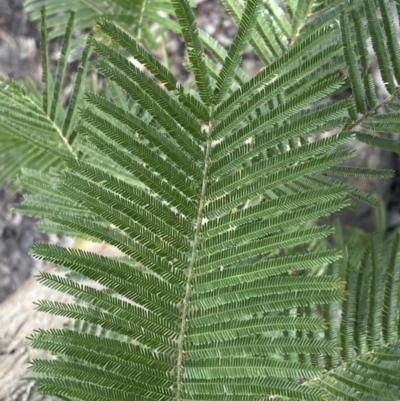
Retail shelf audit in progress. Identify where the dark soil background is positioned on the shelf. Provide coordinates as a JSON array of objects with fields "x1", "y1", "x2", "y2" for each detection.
[
  {"x1": 0, "y1": 0, "x2": 400, "y2": 306},
  {"x1": 0, "y1": 188, "x2": 49, "y2": 303}
]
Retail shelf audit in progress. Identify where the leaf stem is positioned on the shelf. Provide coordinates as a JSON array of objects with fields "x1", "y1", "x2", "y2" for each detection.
[
  {"x1": 347, "y1": 86, "x2": 400, "y2": 130},
  {"x1": 175, "y1": 107, "x2": 214, "y2": 400},
  {"x1": 23, "y1": 90, "x2": 77, "y2": 158}
]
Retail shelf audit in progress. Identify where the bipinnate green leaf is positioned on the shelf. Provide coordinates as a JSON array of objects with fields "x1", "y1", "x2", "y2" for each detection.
[
  {"x1": 0, "y1": 10, "x2": 93, "y2": 183},
  {"x1": 319, "y1": 232, "x2": 400, "y2": 400},
  {"x1": 8, "y1": 1, "x2": 400, "y2": 401},
  {"x1": 25, "y1": 0, "x2": 180, "y2": 59}
]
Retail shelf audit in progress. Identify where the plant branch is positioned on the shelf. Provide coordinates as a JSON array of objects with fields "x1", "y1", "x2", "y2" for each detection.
[
  {"x1": 346, "y1": 86, "x2": 400, "y2": 130},
  {"x1": 175, "y1": 108, "x2": 213, "y2": 400}
]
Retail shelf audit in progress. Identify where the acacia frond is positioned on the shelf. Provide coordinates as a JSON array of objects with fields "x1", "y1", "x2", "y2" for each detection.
[{"x1": 5, "y1": 1, "x2": 400, "y2": 400}]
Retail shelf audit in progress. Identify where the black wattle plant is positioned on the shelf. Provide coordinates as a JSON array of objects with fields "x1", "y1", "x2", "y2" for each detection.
[{"x1": 0, "y1": 0, "x2": 399, "y2": 400}]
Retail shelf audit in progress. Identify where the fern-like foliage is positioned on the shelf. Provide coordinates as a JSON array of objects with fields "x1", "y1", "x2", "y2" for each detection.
[
  {"x1": 24, "y1": 0, "x2": 179, "y2": 57},
  {"x1": 320, "y1": 230, "x2": 400, "y2": 400},
  {"x1": 0, "y1": 9, "x2": 91, "y2": 184},
  {"x1": 0, "y1": 8, "x2": 143, "y2": 188},
  {"x1": 6, "y1": 0, "x2": 400, "y2": 400}
]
